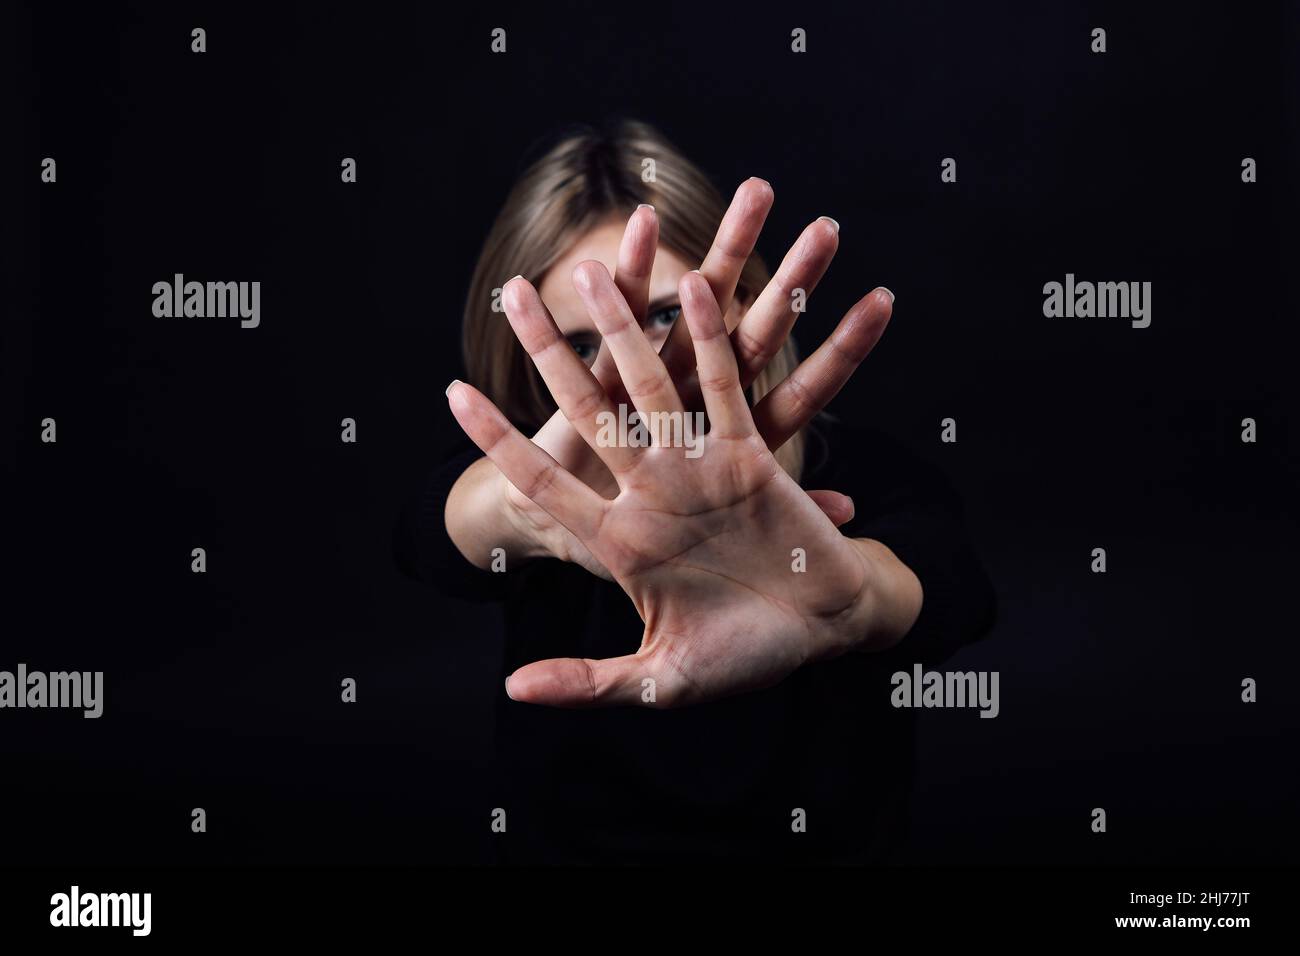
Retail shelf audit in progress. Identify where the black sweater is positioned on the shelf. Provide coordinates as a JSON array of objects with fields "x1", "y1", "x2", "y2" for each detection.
[{"x1": 394, "y1": 417, "x2": 996, "y2": 864}]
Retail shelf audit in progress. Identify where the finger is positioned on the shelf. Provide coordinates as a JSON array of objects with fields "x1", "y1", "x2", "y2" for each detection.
[
  {"x1": 732, "y1": 215, "x2": 840, "y2": 388},
  {"x1": 660, "y1": 177, "x2": 775, "y2": 387},
  {"x1": 532, "y1": 348, "x2": 625, "y2": 475},
  {"x1": 698, "y1": 177, "x2": 774, "y2": 318},
  {"x1": 585, "y1": 204, "x2": 660, "y2": 410},
  {"x1": 505, "y1": 654, "x2": 647, "y2": 708},
  {"x1": 806, "y1": 489, "x2": 855, "y2": 527},
  {"x1": 541, "y1": 335, "x2": 633, "y2": 481},
  {"x1": 679, "y1": 271, "x2": 753, "y2": 439},
  {"x1": 501, "y1": 277, "x2": 638, "y2": 475},
  {"x1": 615, "y1": 204, "x2": 658, "y2": 324},
  {"x1": 446, "y1": 379, "x2": 607, "y2": 540},
  {"x1": 751, "y1": 288, "x2": 894, "y2": 451},
  {"x1": 573, "y1": 260, "x2": 684, "y2": 420}
]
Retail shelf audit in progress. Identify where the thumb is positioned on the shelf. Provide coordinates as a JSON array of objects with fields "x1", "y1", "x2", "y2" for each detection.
[
  {"x1": 806, "y1": 489, "x2": 855, "y2": 527},
  {"x1": 505, "y1": 654, "x2": 648, "y2": 708}
]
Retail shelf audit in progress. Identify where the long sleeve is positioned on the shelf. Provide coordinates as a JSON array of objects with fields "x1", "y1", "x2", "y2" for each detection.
[
  {"x1": 804, "y1": 418, "x2": 997, "y2": 665},
  {"x1": 392, "y1": 441, "x2": 514, "y2": 603}
]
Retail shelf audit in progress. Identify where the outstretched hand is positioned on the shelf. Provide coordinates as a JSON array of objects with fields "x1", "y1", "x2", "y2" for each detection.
[
  {"x1": 492, "y1": 180, "x2": 865, "y2": 580},
  {"x1": 448, "y1": 236, "x2": 920, "y2": 708}
]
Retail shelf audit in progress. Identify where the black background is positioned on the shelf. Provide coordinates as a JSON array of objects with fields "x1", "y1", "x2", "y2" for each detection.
[{"x1": 5, "y1": 0, "x2": 1298, "y2": 866}]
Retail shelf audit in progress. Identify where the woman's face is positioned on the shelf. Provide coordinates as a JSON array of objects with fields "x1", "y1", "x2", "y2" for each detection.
[{"x1": 537, "y1": 215, "x2": 740, "y2": 365}]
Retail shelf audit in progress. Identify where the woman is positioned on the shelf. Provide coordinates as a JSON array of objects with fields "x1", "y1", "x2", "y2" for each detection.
[{"x1": 395, "y1": 120, "x2": 995, "y2": 863}]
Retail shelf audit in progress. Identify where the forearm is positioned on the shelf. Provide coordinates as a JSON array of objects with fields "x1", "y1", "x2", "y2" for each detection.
[
  {"x1": 846, "y1": 537, "x2": 924, "y2": 654},
  {"x1": 445, "y1": 457, "x2": 547, "y2": 570}
]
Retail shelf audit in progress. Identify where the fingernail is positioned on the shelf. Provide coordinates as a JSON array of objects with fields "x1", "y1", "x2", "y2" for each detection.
[
  {"x1": 504, "y1": 676, "x2": 516, "y2": 700},
  {"x1": 877, "y1": 286, "x2": 895, "y2": 303},
  {"x1": 749, "y1": 176, "x2": 771, "y2": 188},
  {"x1": 818, "y1": 216, "x2": 840, "y2": 233},
  {"x1": 509, "y1": 274, "x2": 524, "y2": 282},
  {"x1": 844, "y1": 496, "x2": 855, "y2": 521},
  {"x1": 445, "y1": 379, "x2": 461, "y2": 397},
  {"x1": 637, "y1": 203, "x2": 654, "y2": 212}
]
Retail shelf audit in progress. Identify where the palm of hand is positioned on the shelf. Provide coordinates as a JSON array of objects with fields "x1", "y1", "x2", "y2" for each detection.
[
  {"x1": 448, "y1": 249, "x2": 895, "y2": 708},
  {"x1": 587, "y1": 430, "x2": 868, "y2": 707},
  {"x1": 498, "y1": 183, "x2": 841, "y2": 582},
  {"x1": 449, "y1": 183, "x2": 900, "y2": 708}
]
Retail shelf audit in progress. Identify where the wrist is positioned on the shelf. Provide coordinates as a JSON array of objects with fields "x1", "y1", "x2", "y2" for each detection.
[
  {"x1": 495, "y1": 470, "x2": 557, "y2": 562},
  {"x1": 843, "y1": 537, "x2": 923, "y2": 654},
  {"x1": 446, "y1": 459, "x2": 549, "y2": 568}
]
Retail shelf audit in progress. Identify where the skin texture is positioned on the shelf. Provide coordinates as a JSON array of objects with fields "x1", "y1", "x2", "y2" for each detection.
[
  {"x1": 448, "y1": 182, "x2": 860, "y2": 579},
  {"x1": 444, "y1": 179, "x2": 923, "y2": 709},
  {"x1": 538, "y1": 216, "x2": 703, "y2": 364}
]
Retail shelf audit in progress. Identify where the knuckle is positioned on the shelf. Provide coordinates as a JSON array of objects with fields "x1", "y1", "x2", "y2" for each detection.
[{"x1": 520, "y1": 460, "x2": 557, "y2": 501}]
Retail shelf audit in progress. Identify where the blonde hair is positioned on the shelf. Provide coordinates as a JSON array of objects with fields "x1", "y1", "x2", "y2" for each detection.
[{"x1": 462, "y1": 119, "x2": 805, "y2": 480}]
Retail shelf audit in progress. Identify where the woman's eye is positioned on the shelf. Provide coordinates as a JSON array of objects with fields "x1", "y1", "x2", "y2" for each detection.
[
  {"x1": 647, "y1": 304, "x2": 681, "y2": 329},
  {"x1": 568, "y1": 338, "x2": 598, "y2": 362}
]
